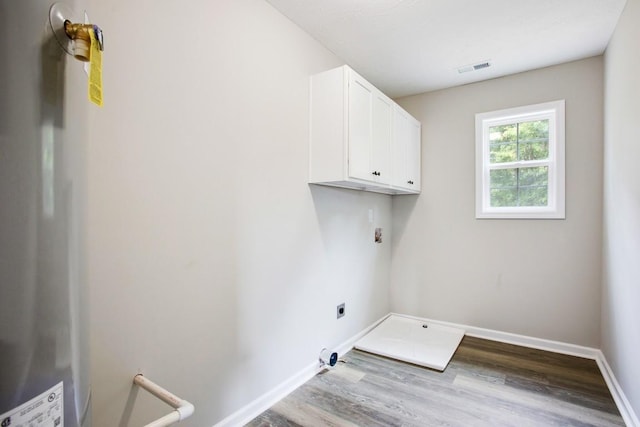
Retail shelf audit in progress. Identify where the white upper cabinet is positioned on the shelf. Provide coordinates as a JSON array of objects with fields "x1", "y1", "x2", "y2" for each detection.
[
  {"x1": 371, "y1": 92, "x2": 393, "y2": 185},
  {"x1": 392, "y1": 105, "x2": 421, "y2": 192},
  {"x1": 309, "y1": 65, "x2": 420, "y2": 195}
]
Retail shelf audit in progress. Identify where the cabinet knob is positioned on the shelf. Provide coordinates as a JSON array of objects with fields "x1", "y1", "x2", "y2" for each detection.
[
  {"x1": 372, "y1": 171, "x2": 381, "y2": 176},
  {"x1": 407, "y1": 180, "x2": 414, "y2": 185}
]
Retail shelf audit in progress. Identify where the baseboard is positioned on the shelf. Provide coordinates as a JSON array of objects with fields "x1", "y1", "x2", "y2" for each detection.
[
  {"x1": 595, "y1": 351, "x2": 640, "y2": 427},
  {"x1": 213, "y1": 313, "x2": 389, "y2": 427},
  {"x1": 391, "y1": 312, "x2": 639, "y2": 427},
  {"x1": 214, "y1": 312, "x2": 638, "y2": 427},
  {"x1": 390, "y1": 313, "x2": 601, "y2": 359},
  {"x1": 213, "y1": 360, "x2": 316, "y2": 427},
  {"x1": 333, "y1": 313, "x2": 391, "y2": 358}
]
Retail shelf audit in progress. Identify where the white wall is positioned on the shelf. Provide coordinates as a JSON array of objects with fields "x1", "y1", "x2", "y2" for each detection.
[
  {"x1": 86, "y1": 0, "x2": 391, "y2": 425},
  {"x1": 603, "y1": 0, "x2": 640, "y2": 418},
  {"x1": 391, "y1": 57, "x2": 604, "y2": 347}
]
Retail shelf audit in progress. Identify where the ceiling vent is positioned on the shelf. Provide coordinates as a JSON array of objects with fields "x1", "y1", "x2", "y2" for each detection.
[{"x1": 458, "y1": 61, "x2": 491, "y2": 74}]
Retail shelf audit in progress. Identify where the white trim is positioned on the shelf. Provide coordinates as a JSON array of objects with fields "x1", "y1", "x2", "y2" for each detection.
[
  {"x1": 214, "y1": 312, "x2": 639, "y2": 427},
  {"x1": 595, "y1": 351, "x2": 640, "y2": 427},
  {"x1": 213, "y1": 362, "x2": 315, "y2": 427},
  {"x1": 389, "y1": 312, "x2": 599, "y2": 358},
  {"x1": 212, "y1": 313, "x2": 389, "y2": 427},
  {"x1": 333, "y1": 313, "x2": 391, "y2": 357}
]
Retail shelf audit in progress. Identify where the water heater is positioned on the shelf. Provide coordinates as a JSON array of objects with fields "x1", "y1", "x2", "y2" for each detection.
[{"x1": 0, "y1": 1, "x2": 91, "y2": 425}]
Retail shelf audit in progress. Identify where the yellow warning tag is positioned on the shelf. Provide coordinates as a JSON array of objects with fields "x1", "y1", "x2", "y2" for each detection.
[{"x1": 88, "y1": 27, "x2": 103, "y2": 107}]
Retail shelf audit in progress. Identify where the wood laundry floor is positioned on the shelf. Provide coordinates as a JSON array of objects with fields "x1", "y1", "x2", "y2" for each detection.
[{"x1": 246, "y1": 336, "x2": 624, "y2": 427}]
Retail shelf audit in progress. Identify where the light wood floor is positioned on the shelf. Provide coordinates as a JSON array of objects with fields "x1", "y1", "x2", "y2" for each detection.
[{"x1": 246, "y1": 336, "x2": 624, "y2": 426}]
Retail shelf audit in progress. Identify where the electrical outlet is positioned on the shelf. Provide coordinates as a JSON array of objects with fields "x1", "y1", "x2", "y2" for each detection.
[{"x1": 337, "y1": 303, "x2": 345, "y2": 319}]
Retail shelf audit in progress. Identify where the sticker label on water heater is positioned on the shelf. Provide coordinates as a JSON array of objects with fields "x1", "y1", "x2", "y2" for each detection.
[{"x1": 0, "y1": 381, "x2": 63, "y2": 427}]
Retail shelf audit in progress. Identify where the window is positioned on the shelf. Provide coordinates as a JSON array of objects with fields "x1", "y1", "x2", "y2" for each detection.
[{"x1": 475, "y1": 100, "x2": 565, "y2": 219}]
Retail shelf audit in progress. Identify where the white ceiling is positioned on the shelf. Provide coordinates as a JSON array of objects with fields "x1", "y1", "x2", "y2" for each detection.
[{"x1": 266, "y1": 0, "x2": 627, "y2": 97}]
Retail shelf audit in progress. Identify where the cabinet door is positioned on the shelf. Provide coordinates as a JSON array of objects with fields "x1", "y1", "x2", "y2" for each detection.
[
  {"x1": 406, "y1": 117, "x2": 421, "y2": 192},
  {"x1": 372, "y1": 93, "x2": 392, "y2": 184},
  {"x1": 348, "y1": 74, "x2": 373, "y2": 181},
  {"x1": 392, "y1": 107, "x2": 421, "y2": 192}
]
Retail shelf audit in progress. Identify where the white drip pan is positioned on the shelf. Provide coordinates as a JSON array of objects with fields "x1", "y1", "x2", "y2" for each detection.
[{"x1": 355, "y1": 314, "x2": 465, "y2": 371}]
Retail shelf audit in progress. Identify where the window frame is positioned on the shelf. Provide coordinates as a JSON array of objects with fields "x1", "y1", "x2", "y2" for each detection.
[{"x1": 475, "y1": 100, "x2": 565, "y2": 219}]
